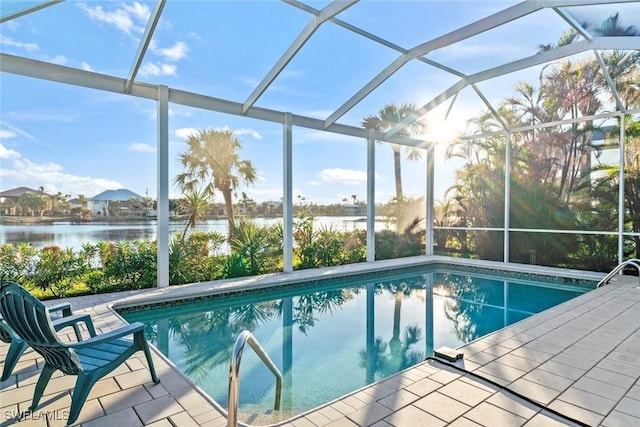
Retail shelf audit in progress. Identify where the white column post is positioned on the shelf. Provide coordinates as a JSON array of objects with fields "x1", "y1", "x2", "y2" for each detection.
[
  {"x1": 157, "y1": 85, "x2": 169, "y2": 287},
  {"x1": 283, "y1": 113, "x2": 294, "y2": 272},
  {"x1": 504, "y1": 132, "x2": 511, "y2": 263},
  {"x1": 426, "y1": 144, "x2": 434, "y2": 255},
  {"x1": 367, "y1": 130, "x2": 376, "y2": 262},
  {"x1": 618, "y1": 114, "x2": 625, "y2": 264}
]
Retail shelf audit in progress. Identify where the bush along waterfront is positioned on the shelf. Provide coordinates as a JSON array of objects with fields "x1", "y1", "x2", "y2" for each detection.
[{"x1": 0, "y1": 216, "x2": 424, "y2": 299}]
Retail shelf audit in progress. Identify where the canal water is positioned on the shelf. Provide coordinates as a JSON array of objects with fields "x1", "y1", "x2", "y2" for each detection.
[{"x1": 0, "y1": 216, "x2": 386, "y2": 252}]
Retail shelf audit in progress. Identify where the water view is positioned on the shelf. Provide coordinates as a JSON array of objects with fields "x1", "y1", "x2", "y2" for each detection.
[{"x1": 0, "y1": 216, "x2": 385, "y2": 252}]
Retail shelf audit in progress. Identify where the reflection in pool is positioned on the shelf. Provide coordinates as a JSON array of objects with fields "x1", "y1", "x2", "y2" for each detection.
[{"x1": 122, "y1": 268, "x2": 591, "y2": 422}]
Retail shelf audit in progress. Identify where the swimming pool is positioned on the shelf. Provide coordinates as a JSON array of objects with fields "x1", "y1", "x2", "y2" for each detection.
[{"x1": 120, "y1": 265, "x2": 594, "y2": 423}]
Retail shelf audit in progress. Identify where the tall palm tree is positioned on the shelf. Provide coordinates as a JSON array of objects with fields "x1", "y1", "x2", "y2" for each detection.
[
  {"x1": 175, "y1": 129, "x2": 257, "y2": 237},
  {"x1": 362, "y1": 102, "x2": 427, "y2": 201}
]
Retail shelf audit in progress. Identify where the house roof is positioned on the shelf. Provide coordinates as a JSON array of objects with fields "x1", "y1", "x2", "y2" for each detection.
[
  {"x1": 0, "y1": 187, "x2": 50, "y2": 198},
  {"x1": 90, "y1": 189, "x2": 145, "y2": 202}
]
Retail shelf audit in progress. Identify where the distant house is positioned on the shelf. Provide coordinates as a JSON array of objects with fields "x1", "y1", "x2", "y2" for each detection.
[
  {"x1": 89, "y1": 189, "x2": 145, "y2": 217},
  {"x1": 0, "y1": 187, "x2": 52, "y2": 215},
  {"x1": 68, "y1": 198, "x2": 85, "y2": 210}
]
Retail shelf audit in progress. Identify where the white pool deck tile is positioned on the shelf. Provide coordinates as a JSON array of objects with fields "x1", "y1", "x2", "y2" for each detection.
[{"x1": 1, "y1": 258, "x2": 639, "y2": 427}]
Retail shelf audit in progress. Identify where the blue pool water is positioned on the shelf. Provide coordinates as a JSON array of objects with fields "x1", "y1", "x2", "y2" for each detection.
[{"x1": 121, "y1": 267, "x2": 592, "y2": 422}]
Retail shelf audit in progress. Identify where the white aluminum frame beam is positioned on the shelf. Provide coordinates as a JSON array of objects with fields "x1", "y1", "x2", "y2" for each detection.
[
  {"x1": 384, "y1": 37, "x2": 637, "y2": 139},
  {"x1": 0, "y1": 53, "x2": 428, "y2": 148},
  {"x1": 472, "y1": 84, "x2": 508, "y2": 131},
  {"x1": 242, "y1": 0, "x2": 358, "y2": 114},
  {"x1": 283, "y1": 113, "x2": 294, "y2": 272},
  {"x1": 324, "y1": 1, "x2": 543, "y2": 127},
  {"x1": 594, "y1": 50, "x2": 625, "y2": 113},
  {"x1": 157, "y1": 85, "x2": 170, "y2": 287},
  {"x1": 0, "y1": 0, "x2": 62, "y2": 23},
  {"x1": 552, "y1": 7, "x2": 593, "y2": 41},
  {"x1": 366, "y1": 130, "x2": 375, "y2": 262},
  {"x1": 282, "y1": 0, "x2": 468, "y2": 80},
  {"x1": 126, "y1": 0, "x2": 166, "y2": 94}
]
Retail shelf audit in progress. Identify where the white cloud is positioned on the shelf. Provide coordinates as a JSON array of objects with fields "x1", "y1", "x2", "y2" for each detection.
[
  {"x1": 81, "y1": 62, "x2": 93, "y2": 71},
  {"x1": 0, "y1": 35, "x2": 38, "y2": 52},
  {"x1": 5, "y1": 111, "x2": 77, "y2": 122},
  {"x1": 0, "y1": 123, "x2": 36, "y2": 142},
  {"x1": 78, "y1": 2, "x2": 148, "y2": 35},
  {"x1": 175, "y1": 127, "x2": 198, "y2": 140},
  {"x1": 295, "y1": 130, "x2": 363, "y2": 145},
  {"x1": 439, "y1": 42, "x2": 528, "y2": 59},
  {"x1": 168, "y1": 108, "x2": 191, "y2": 117},
  {"x1": 320, "y1": 168, "x2": 367, "y2": 186},
  {"x1": 46, "y1": 55, "x2": 68, "y2": 65},
  {"x1": 232, "y1": 128, "x2": 262, "y2": 140},
  {"x1": 152, "y1": 41, "x2": 188, "y2": 61},
  {"x1": 244, "y1": 186, "x2": 282, "y2": 201},
  {"x1": 139, "y1": 62, "x2": 177, "y2": 78},
  {"x1": 175, "y1": 126, "x2": 262, "y2": 140},
  {"x1": 0, "y1": 144, "x2": 122, "y2": 196},
  {"x1": 0, "y1": 130, "x2": 17, "y2": 140},
  {"x1": 129, "y1": 143, "x2": 155, "y2": 153},
  {"x1": 306, "y1": 180, "x2": 321, "y2": 187},
  {"x1": 0, "y1": 143, "x2": 20, "y2": 159},
  {"x1": 122, "y1": 2, "x2": 151, "y2": 21},
  {"x1": 4, "y1": 21, "x2": 19, "y2": 32}
]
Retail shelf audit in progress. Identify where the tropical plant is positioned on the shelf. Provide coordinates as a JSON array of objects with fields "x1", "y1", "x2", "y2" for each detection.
[
  {"x1": 31, "y1": 246, "x2": 85, "y2": 297},
  {"x1": 175, "y1": 128, "x2": 257, "y2": 237},
  {"x1": 18, "y1": 192, "x2": 48, "y2": 216},
  {"x1": 230, "y1": 219, "x2": 271, "y2": 275},
  {"x1": 0, "y1": 243, "x2": 37, "y2": 283},
  {"x1": 362, "y1": 102, "x2": 427, "y2": 201},
  {"x1": 101, "y1": 240, "x2": 157, "y2": 290},
  {"x1": 176, "y1": 188, "x2": 211, "y2": 241}
]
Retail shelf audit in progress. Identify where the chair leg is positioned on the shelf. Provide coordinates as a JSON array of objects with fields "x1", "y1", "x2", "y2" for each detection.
[
  {"x1": 1, "y1": 338, "x2": 28, "y2": 381},
  {"x1": 30, "y1": 363, "x2": 56, "y2": 410},
  {"x1": 66, "y1": 373, "x2": 96, "y2": 425},
  {"x1": 141, "y1": 339, "x2": 160, "y2": 384}
]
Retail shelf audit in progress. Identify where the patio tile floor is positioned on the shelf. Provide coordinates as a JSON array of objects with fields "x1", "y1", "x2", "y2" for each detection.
[{"x1": 1, "y1": 261, "x2": 638, "y2": 427}]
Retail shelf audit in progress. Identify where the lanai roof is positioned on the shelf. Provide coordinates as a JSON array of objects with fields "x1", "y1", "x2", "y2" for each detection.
[{"x1": 1, "y1": 0, "x2": 638, "y2": 147}]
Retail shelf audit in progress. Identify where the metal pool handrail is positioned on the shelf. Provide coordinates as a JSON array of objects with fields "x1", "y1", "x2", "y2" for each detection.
[
  {"x1": 597, "y1": 259, "x2": 640, "y2": 288},
  {"x1": 227, "y1": 330, "x2": 282, "y2": 427}
]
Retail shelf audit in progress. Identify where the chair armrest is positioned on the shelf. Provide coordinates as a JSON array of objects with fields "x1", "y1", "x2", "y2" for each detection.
[
  {"x1": 52, "y1": 314, "x2": 97, "y2": 337},
  {"x1": 69, "y1": 322, "x2": 146, "y2": 349},
  {"x1": 47, "y1": 302, "x2": 73, "y2": 317}
]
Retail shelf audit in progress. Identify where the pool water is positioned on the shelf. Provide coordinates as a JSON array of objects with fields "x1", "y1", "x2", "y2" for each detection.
[{"x1": 122, "y1": 268, "x2": 592, "y2": 422}]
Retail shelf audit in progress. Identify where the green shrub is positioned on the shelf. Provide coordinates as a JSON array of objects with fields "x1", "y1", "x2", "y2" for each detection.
[{"x1": 102, "y1": 240, "x2": 157, "y2": 290}]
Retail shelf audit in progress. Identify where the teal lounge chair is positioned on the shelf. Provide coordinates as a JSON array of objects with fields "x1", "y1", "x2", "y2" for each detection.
[
  {"x1": 0, "y1": 282, "x2": 160, "y2": 425},
  {"x1": 1, "y1": 300, "x2": 84, "y2": 381}
]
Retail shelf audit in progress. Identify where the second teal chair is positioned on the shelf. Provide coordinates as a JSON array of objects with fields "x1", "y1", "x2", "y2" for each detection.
[{"x1": 0, "y1": 281, "x2": 160, "y2": 425}]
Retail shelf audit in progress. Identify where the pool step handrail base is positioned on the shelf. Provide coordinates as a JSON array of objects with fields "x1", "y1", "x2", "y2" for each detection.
[{"x1": 597, "y1": 259, "x2": 640, "y2": 288}]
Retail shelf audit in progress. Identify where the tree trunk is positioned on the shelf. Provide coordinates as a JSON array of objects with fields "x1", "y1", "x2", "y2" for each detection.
[
  {"x1": 222, "y1": 187, "x2": 235, "y2": 238},
  {"x1": 393, "y1": 146, "x2": 403, "y2": 200}
]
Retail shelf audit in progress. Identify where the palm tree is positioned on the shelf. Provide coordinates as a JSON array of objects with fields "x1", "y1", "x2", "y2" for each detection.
[
  {"x1": 536, "y1": 28, "x2": 578, "y2": 53},
  {"x1": 175, "y1": 129, "x2": 257, "y2": 237},
  {"x1": 362, "y1": 102, "x2": 427, "y2": 201},
  {"x1": 592, "y1": 13, "x2": 638, "y2": 36},
  {"x1": 177, "y1": 188, "x2": 211, "y2": 242}
]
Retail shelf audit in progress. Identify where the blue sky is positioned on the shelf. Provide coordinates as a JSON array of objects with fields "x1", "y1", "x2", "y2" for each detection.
[{"x1": 1, "y1": 0, "x2": 622, "y2": 205}]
